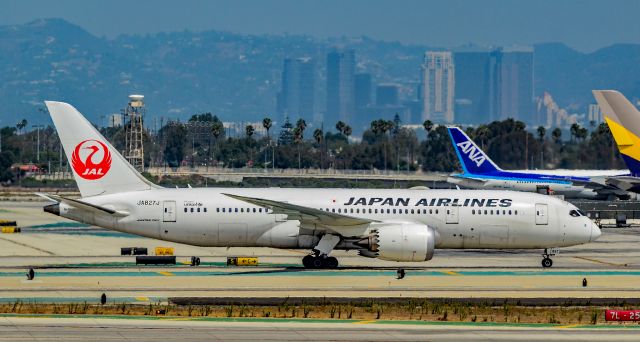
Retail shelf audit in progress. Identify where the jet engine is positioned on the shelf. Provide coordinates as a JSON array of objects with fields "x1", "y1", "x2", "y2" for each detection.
[{"x1": 355, "y1": 223, "x2": 436, "y2": 262}]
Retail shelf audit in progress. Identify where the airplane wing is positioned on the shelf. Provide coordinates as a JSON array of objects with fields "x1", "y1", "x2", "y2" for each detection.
[
  {"x1": 605, "y1": 176, "x2": 640, "y2": 192},
  {"x1": 565, "y1": 177, "x2": 607, "y2": 189},
  {"x1": 447, "y1": 174, "x2": 488, "y2": 185},
  {"x1": 36, "y1": 193, "x2": 129, "y2": 217},
  {"x1": 222, "y1": 193, "x2": 377, "y2": 227},
  {"x1": 569, "y1": 179, "x2": 630, "y2": 198}
]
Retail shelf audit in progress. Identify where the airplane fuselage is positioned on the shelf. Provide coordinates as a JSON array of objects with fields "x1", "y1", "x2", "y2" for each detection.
[
  {"x1": 448, "y1": 170, "x2": 629, "y2": 200},
  {"x1": 53, "y1": 188, "x2": 598, "y2": 251},
  {"x1": 448, "y1": 174, "x2": 600, "y2": 199}
]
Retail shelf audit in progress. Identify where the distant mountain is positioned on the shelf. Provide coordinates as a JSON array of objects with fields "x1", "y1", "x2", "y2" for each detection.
[
  {"x1": 1, "y1": 19, "x2": 640, "y2": 127},
  {"x1": 0, "y1": 19, "x2": 425, "y2": 127},
  {"x1": 534, "y1": 42, "x2": 640, "y2": 110}
]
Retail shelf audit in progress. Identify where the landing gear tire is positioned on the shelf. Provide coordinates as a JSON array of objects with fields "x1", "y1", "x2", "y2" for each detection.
[
  {"x1": 312, "y1": 257, "x2": 324, "y2": 268},
  {"x1": 302, "y1": 255, "x2": 314, "y2": 268},
  {"x1": 325, "y1": 256, "x2": 339, "y2": 268},
  {"x1": 541, "y1": 257, "x2": 553, "y2": 268},
  {"x1": 302, "y1": 255, "x2": 339, "y2": 269}
]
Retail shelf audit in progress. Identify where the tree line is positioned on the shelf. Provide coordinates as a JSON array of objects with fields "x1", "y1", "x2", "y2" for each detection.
[{"x1": 0, "y1": 114, "x2": 626, "y2": 183}]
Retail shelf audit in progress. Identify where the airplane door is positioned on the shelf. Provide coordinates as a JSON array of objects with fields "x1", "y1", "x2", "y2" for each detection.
[
  {"x1": 163, "y1": 201, "x2": 176, "y2": 222},
  {"x1": 445, "y1": 206, "x2": 459, "y2": 224},
  {"x1": 535, "y1": 203, "x2": 548, "y2": 225}
]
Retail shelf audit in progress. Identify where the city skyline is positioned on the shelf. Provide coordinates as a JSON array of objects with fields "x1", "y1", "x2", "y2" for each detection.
[
  {"x1": 0, "y1": 17, "x2": 637, "y2": 130},
  {"x1": 2, "y1": 0, "x2": 640, "y2": 52}
]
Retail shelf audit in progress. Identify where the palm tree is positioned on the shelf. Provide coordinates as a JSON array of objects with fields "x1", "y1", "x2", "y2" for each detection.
[
  {"x1": 313, "y1": 128, "x2": 323, "y2": 144},
  {"x1": 245, "y1": 124, "x2": 255, "y2": 138},
  {"x1": 293, "y1": 125, "x2": 305, "y2": 170},
  {"x1": 570, "y1": 123, "x2": 580, "y2": 143},
  {"x1": 551, "y1": 128, "x2": 562, "y2": 144},
  {"x1": 16, "y1": 119, "x2": 27, "y2": 135},
  {"x1": 210, "y1": 119, "x2": 224, "y2": 166},
  {"x1": 245, "y1": 125, "x2": 255, "y2": 166},
  {"x1": 577, "y1": 127, "x2": 588, "y2": 142},
  {"x1": 343, "y1": 125, "x2": 352, "y2": 138},
  {"x1": 536, "y1": 126, "x2": 546, "y2": 142},
  {"x1": 262, "y1": 117, "x2": 273, "y2": 170},
  {"x1": 262, "y1": 117, "x2": 272, "y2": 138},
  {"x1": 313, "y1": 128, "x2": 324, "y2": 170},
  {"x1": 537, "y1": 126, "x2": 546, "y2": 168},
  {"x1": 422, "y1": 120, "x2": 433, "y2": 141},
  {"x1": 335, "y1": 120, "x2": 346, "y2": 134},
  {"x1": 370, "y1": 119, "x2": 383, "y2": 135},
  {"x1": 476, "y1": 126, "x2": 490, "y2": 150},
  {"x1": 295, "y1": 119, "x2": 307, "y2": 133},
  {"x1": 381, "y1": 121, "x2": 395, "y2": 171}
]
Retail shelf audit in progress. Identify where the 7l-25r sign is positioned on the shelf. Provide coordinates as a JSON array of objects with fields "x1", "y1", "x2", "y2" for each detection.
[{"x1": 605, "y1": 310, "x2": 640, "y2": 321}]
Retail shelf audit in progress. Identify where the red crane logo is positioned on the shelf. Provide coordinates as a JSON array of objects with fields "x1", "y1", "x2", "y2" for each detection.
[{"x1": 71, "y1": 139, "x2": 112, "y2": 180}]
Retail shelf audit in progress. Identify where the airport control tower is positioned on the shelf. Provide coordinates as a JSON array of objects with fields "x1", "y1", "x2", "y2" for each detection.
[{"x1": 123, "y1": 94, "x2": 145, "y2": 171}]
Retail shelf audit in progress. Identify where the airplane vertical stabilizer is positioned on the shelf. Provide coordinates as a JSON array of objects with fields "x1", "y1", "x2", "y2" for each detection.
[
  {"x1": 447, "y1": 127, "x2": 502, "y2": 174},
  {"x1": 593, "y1": 90, "x2": 640, "y2": 177},
  {"x1": 44, "y1": 101, "x2": 159, "y2": 197}
]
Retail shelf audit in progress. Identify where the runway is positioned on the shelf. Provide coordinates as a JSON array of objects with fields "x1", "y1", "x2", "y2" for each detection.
[
  {"x1": 1, "y1": 316, "x2": 639, "y2": 341},
  {"x1": 1, "y1": 201, "x2": 640, "y2": 303}
]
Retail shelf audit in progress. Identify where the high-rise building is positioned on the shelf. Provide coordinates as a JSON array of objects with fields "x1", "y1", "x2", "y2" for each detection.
[
  {"x1": 354, "y1": 73, "x2": 372, "y2": 130},
  {"x1": 499, "y1": 47, "x2": 534, "y2": 123},
  {"x1": 354, "y1": 73, "x2": 372, "y2": 109},
  {"x1": 453, "y1": 46, "x2": 534, "y2": 125},
  {"x1": 376, "y1": 84, "x2": 400, "y2": 106},
  {"x1": 276, "y1": 57, "x2": 315, "y2": 123},
  {"x1": 326, "y1": 49, "x2": 356, "y2": 126},
  {"x1": 421, "y1": 51, "x2": 455, "y2": 124},
  {"x1": 452, "y1": 47, "x2": 492, "y2": 125}
]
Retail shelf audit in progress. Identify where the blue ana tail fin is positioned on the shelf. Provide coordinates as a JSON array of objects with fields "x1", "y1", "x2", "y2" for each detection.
[{"x1": 447, "y1": 127, "x2": 502, "y2": 174}]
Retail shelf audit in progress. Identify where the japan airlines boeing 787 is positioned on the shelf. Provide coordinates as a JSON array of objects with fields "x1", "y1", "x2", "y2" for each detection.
[{"x1": 40, "y1": 101, "x2": 600, "y2": 268}]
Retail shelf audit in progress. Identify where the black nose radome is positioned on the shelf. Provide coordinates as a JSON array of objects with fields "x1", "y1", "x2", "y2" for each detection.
[{"x1": 44, "y1": 203, "x2": 60, "y2": 216}]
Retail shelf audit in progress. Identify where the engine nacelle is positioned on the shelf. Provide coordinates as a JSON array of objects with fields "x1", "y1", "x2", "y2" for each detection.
[{"x1": 356, "y1": 223, "x2": 436, "y2": 262}]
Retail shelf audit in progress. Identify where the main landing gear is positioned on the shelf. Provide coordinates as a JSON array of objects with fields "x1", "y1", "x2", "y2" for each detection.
[
  {"x1": 303, "y1": 234, "x2": 340, "y2": 269},
  {"x1": 541, "y1": 248, "x2": 558, "y2": 268},
  {"x1": 302, "y1": 254, "x2": 339, "y2": 269}
]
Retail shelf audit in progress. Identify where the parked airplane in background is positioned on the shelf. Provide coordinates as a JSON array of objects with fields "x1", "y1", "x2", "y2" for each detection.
[
  {"x1": 446, "y1": 127, "x2": 629, "y2": 200},
  {"x1": 593, "y1": 90, "x2": 640, "y2": 193},
  {"x1": 38, "y1": 101, "x2": 600, "y2": 269}
]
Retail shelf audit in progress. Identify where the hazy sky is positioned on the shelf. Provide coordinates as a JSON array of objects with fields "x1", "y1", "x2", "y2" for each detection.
[{"x1": 1, "y1": 0, "x2": 639, "y2": 52}]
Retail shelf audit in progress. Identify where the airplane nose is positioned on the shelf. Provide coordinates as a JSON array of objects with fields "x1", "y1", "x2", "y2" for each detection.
[{"x1": 590, "y1": 222, "x2": 602, "y2": 242}]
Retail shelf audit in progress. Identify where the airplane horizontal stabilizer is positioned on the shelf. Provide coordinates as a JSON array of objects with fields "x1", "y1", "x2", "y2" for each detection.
[{"x1": 35, "y1": 193, "x2": 129, "y2": 217}]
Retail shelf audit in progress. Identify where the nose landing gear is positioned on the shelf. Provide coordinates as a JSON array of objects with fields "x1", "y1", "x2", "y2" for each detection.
[{"x1": 541, "y1": 248, "x2": 558, "y2": 268}]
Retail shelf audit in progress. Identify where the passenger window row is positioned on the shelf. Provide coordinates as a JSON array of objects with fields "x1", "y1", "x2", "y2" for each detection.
[
  {"x1": 184, "y1": 206, "x2": 520, "y2": 217},
  {"x1": 320, "y1": 207, "x2": 439, "y2": 215},
  {"x1": 184, "y1": 207, "x2": 208, "y2": 213},
  {"x1": 182, "y1": 207, "x2": 207, "y2": 213},
  {"x1": 472, "y1": 209, "x2": 517, "y2": 215},
  {"x1": 214, "y1": 207, "x2": 272, "y2": 214}
]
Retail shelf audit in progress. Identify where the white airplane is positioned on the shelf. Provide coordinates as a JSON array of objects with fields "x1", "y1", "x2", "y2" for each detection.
[
  {"x1": 446, "y1": 127, "x2": 630, "y2": 200},
  {"x1": 40, "y1": 101, "x2": 600, "y2": 268}
]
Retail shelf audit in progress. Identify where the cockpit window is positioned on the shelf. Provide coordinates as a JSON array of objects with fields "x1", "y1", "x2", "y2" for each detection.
[
  {"x1": 569, "y1": 209, "x2": 581, "y2": 217},
  {"x1": 577, "y1": 209, "x2": 587, "y2": 216}
]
